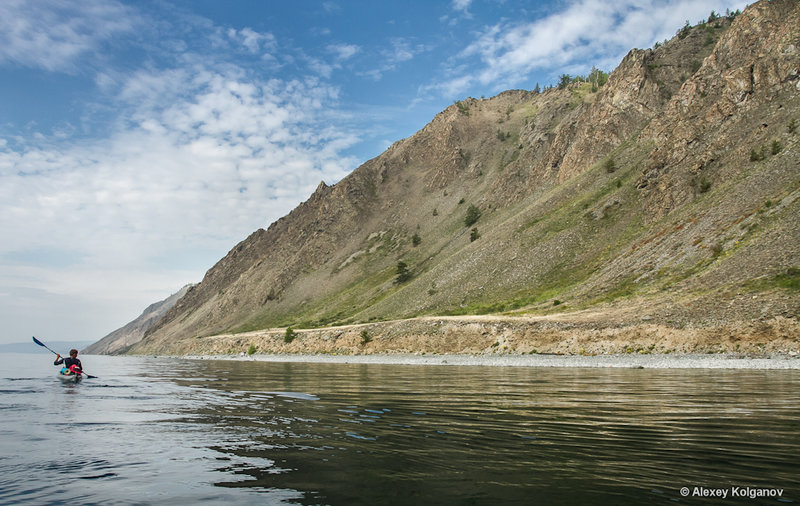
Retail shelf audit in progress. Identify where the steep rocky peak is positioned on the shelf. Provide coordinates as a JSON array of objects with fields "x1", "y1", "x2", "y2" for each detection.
[{"x1": 312, "y1": 180, "x2": 329, "y2": 197}]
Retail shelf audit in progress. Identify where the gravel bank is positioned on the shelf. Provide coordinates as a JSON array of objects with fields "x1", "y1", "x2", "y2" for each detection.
[
  {"x1": 136, "y1": 315, "x2": 799, "y2": 358},
  {"x1": 187, "y1": 352, "x2": 800, "y2": 370}
]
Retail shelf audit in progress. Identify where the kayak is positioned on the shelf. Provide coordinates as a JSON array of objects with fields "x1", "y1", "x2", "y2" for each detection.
[{"x1": 58, "y1": 367, "x2": 82, "y2": 382}]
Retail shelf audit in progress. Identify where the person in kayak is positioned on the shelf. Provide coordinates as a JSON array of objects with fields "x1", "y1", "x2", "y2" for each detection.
[{"x1": 54, "y1": 349, "x2": 83, "y2": 374}]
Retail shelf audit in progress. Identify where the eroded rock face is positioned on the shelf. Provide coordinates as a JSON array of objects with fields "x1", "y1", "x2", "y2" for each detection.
[
  {"x1": 132, "y1": 0, "x2": 800, "y2": 354},
  {"x1": 639, "y1": 0, "x2": 800, "y2": 218},
  {"x1": 554, "y1": 49, "x2": 658, "y2": 183}
]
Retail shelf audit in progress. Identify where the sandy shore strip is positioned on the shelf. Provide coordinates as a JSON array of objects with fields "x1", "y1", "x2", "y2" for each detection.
[{"x1": 184, "y1": 352, "x2": 800, "y2": 369}]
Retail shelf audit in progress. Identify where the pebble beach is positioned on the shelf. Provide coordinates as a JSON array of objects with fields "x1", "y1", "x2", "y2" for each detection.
[{"x1": 188, "y1": 352, "x2": 800, "y2": 370}]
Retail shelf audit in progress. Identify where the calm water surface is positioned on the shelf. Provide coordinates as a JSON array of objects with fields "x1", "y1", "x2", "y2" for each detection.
[{"x1": 1, "y1": 353, "x2": 798, "y2": 505}]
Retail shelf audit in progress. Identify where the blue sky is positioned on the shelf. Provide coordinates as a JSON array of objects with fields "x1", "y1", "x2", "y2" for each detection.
[{"x1": 0, "y1": 0, "x2": 748, "y2": 345}]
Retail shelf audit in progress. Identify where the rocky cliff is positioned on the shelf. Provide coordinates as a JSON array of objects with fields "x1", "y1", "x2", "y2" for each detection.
[{"x1": 132, "y1": 0, "x2": 800, "y2": 355}]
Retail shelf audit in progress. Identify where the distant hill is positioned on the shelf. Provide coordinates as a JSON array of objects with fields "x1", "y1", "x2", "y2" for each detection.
[
  {"x1": 0, "y1": 340, "x2": 95, "y2": 354},
  {"x1": 84, "y1": 285, "x2": 193, "y2": 355},
  {"x1": 132, "y1": 0, "x2": 799, "y2": 356}
]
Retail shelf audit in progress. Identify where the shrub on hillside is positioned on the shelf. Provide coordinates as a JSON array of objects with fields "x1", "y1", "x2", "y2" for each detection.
[
  {"x1": 678, "y1": 21, "x2": 691, "y2": 39},
  {"x1": 284, "y1": 327, "x2": 296, "y2": 343},
  {"x1": 395, "y1": 261, "x2": 412, "y2": 284},
  {"x1": 455, "y1": 100, "x2": 470, "y2": 116},
  {"x1": 750, "y1": 145, "x2": 767, "y2": 162},
  {"x1": 464, "y1": 205, "x2": 481, "y2": 227}
]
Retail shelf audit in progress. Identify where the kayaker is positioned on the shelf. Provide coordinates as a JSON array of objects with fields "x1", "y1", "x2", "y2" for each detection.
[{"x1": 54, "y1": 349, "x2": 83, "y2": 374}]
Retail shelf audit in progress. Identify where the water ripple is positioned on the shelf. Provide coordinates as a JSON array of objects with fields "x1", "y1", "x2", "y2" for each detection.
[{"x1": 1, "y1": 355, "x2": 798, "y2": 505}]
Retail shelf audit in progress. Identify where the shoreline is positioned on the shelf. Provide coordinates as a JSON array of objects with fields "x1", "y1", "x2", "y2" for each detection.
[
  {"x1": 131, "y1": 315, "x2": 800, "y2": 360},
  {"x1": 183, "y1": 352, "x2": 800, "y2": 370}
]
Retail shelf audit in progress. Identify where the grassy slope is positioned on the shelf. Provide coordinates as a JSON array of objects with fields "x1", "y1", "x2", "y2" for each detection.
[{"x1": 237, "y1": 116, "x2": 799, "y2": 332}]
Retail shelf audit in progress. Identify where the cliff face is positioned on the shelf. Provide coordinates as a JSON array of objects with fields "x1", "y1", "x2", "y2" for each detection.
[
  {"x1": 640, "y1": 0, "x2": 800, "y2": 215},
  {"x1": 133, "y1": 0, "x2": 800, "y2": 354}
]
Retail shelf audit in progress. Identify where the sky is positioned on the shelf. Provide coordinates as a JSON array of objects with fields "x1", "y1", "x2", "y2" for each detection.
[{"x1": 0, "y1": 0, "x2": 749, "y2": 345}]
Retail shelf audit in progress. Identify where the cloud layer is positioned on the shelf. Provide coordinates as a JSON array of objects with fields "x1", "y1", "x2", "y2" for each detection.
[
  {"x1": 0, "y1": 0, "x2": 136, "y2": 72},
  {"x1": 0, "y1": 2, "x2": 360, "y2": 340}
]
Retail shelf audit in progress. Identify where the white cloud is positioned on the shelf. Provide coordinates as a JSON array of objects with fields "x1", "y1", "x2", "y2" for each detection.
[
  {"x1": 443, "y1": 0, "x2": 473, "y2": 24},
  {"x1": 428, "y1": 0, "x2": 750, "y2": 97},
  {"x1": 227, "y1": 27, "x2": 277, "y2": 54},
  {"x1": 322, "y1": 2, "x2": 341, "y2": 14},
  {"x1": 452, "y1": 0, "x2": 472, "y2": 11},
  {"x1": 2, "y1": 68, "x2": 356, "y2": 251},
  {"x1": 328, "y1": 43, "x2": 361, "y2": 61},
  {"x1": 388, "y1": 39, "x2": 419, "y2": 64},
  {"x1": 305, "y1": 44, "x2": 361, "y2": 78},
  {"x1": 0, "y1": 0, "x2": 137, "y2": 72},
  {"x1": 363, "y1": 38, "x2": 427, "y2": 81}
]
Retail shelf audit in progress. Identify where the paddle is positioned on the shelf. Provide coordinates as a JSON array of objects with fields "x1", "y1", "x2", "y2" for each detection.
[
  {"x1": 32, "y1": 336, "x2": 60, "y2": 354},
  {"x1": 32, "y1": 336, "x2": 97, "y2": 379}
]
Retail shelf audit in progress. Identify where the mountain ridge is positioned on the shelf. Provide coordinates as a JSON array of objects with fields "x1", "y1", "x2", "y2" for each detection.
[{"x1": 124, "y1": 0, "x2": 799, "y2": 356}]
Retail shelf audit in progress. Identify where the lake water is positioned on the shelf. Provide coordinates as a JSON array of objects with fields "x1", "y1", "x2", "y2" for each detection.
[{"x1": 1, "y1": 353, "x2": 798, "y2": 505}]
